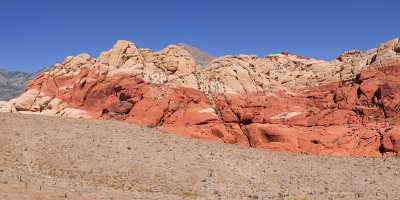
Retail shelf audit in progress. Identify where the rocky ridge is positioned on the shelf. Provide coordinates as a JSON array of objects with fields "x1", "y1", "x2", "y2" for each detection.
[{"x1": 1, "y1": 38, "x2": 400, "y2": 156}]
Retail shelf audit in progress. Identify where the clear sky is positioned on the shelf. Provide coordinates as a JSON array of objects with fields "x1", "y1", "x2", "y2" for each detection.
[{"x1": 0, "y1": 0, "x2": 399, "y2": 72}]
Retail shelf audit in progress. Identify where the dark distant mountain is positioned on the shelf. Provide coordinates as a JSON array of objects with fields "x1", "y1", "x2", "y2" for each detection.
[
  {"x1": 0, "y1": 67, "x2": 48, "y2": 100},
  {"x1": 177, "y1": 43, "x2": 215, "y2": 67},
  {"x1": 0, "y1": 69, "x2": 31, "y2": 100}
]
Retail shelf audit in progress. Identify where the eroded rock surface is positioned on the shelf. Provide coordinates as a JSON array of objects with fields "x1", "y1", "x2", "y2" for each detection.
[{"x1": 3, "y1": 38, "x2": 400, "y2": 156}]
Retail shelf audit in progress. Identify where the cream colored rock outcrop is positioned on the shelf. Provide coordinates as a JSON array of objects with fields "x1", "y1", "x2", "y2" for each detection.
[{"x1": 4, "y1": 38, "x2": 400, "y2": 120}]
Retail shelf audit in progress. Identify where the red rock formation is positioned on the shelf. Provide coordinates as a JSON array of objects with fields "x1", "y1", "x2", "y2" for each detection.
[{"x1": 3, "y1": 38, "x2": 400, "y2": 156}]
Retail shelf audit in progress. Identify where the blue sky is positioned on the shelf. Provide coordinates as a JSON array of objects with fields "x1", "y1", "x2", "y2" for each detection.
[{"x1": 0, "y1": 0, "x2": 399, "y2": 72}]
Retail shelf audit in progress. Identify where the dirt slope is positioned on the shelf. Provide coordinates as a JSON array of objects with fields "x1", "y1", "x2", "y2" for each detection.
[{"x1": 0, "y1": 113, "x2": 399, "y2": 199}]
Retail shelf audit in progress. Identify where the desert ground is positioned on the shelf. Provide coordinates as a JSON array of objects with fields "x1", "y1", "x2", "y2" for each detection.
[{"x1": 0, "y1": 113, "x2": 399, "y2": 200}]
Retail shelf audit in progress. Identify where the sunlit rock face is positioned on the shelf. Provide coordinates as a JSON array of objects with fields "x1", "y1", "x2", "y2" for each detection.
[{"x1": 4, "y1": 38, "x2": 400, "y2": 156}]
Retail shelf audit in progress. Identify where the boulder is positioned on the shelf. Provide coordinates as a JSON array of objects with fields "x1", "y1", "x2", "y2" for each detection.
[
  {"x1": 0, "y1": 101, "x2": 16, "y2": 112},
  {"x1": 13, "y1": 89, "x2": 40, "y2": 111}
]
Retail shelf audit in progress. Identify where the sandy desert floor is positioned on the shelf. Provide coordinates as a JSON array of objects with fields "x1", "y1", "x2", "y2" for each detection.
[{"x1": 0, "y1": 113, "x2": 399, "y2": 200}]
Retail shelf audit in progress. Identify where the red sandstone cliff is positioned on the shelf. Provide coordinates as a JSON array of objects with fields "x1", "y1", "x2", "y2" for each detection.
[{"x1": 1, "y1": 38, "x2": 400, "y2": 156}]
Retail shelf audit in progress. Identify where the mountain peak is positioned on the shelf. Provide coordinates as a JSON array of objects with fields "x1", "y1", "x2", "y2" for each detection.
[{"x1": 176, "y1": 43, "x2": 215, "y2": 67}]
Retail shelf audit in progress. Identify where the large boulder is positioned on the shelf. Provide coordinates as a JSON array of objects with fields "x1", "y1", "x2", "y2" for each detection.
[
  {"x1": 0, "y1": 101, "x2": 16, "y2": 112},
  {"x1": 12, "y1": 89, "x2": 40, "y2": 111}
]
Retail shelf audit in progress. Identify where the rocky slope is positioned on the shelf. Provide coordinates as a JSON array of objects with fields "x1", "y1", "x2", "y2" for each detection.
[
  {"x1": 1, "y1": 38, "x2": 400, "y2": 156},
  {"x1": 1, "y1": 113, "x2": 400, "y2": 200}
]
